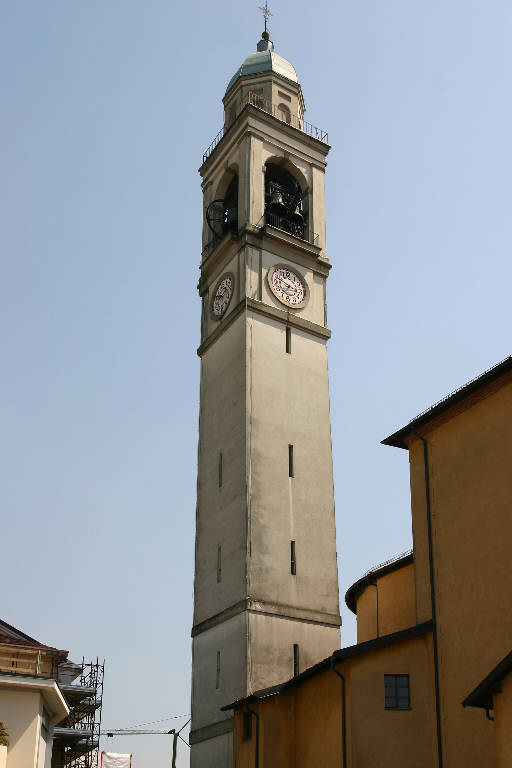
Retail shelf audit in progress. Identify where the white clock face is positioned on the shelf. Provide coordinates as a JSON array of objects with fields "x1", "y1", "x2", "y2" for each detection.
[
  {"x1": 268, "y1": 266, "x2": 307, "y2": 308},
  {"x1": 212, "y1": 273, "x2": 234, "y2": 319}
]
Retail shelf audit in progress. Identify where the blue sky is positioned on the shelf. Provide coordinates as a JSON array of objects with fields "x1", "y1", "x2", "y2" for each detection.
[{"x1": 2, "y1": 1, "x2": 512, "y2": 765}]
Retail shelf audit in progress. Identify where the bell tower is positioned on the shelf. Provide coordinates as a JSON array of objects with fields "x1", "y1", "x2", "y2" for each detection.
[{"x1": 190, "y1": 25, "x2": 341, "y2": 768}]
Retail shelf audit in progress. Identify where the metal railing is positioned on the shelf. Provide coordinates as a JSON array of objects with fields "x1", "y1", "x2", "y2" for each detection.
[
  {"x1": 247, "y1": 92, "x2": 328, "y2": 143},
  {"x1": 202, "y1": 235, "x2": 223, "y2": 262},
  {"x1": 359, "y1": 550, "x2": 414, "y2": 581},
  {"x1": 202, "y1": 92, "x2": 329, "y2": 163},
  {"x1": 201, "y1": 212, "x2": 319, "y2": 262},
  {"x1": 264, "y1": 212, "x2": 319, "y2": 245}
]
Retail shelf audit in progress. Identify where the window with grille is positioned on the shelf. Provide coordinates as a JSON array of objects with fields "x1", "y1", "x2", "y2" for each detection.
[{"x1": 384, "y1": 674, "x2": 410, "y2": 709}]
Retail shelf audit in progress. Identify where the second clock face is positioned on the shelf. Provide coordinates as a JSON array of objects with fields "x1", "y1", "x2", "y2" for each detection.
[
  {"x1": 268, "y1": 265, "x2": 308, "y2": 308},
  {"x1": 211, "y1": 273, "x2": 234, "y2": 319}
]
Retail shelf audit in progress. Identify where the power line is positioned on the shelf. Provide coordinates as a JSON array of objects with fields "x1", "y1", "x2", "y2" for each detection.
[
  {"x1": 102, "y1": 718, "x2": 191, "y2": 768},
  {"x1": 104, "y1": 713, "x2": 190, "y2": 730}
]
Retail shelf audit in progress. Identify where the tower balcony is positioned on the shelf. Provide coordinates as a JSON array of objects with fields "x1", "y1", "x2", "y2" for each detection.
[
  {"x1": 202, "y1": 91, "x2": 329, "y2": 164},
  {"x1": 201, "y1": 213, "x2": 319, "y2": 264}
]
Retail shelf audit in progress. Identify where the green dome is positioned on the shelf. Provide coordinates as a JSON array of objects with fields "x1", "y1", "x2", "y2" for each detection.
[{"x1": 225, "y1": 36, "x2": 298, "y2": 96}]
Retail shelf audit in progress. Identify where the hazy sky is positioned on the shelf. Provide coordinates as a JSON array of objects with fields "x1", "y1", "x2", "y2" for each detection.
[{"x1": 2, "y1": 1, "x2": 512, "y2": 765}]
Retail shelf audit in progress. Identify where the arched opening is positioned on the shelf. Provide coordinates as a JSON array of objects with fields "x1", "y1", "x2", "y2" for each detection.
[
  {"x1": 265, "y1": 162, "x2": 306, "y2": 240},
  {"x1": 205, "y1": 174, "x2": 238, "y2": 246},
  {"x1": 278, "y1": 103, "x2": 291, "y2": 124}
]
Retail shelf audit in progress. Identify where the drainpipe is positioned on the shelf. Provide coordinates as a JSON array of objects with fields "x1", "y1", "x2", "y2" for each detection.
[
  {"x1": 413, "y1": 429, "x2": 443, "y2": 768},
  {"x1": 370, "y1": 582, "x2": 379, "y2": 637},
  {"x1": 246, "y1": 706, "x2": 260, "y2": 768},
  {"x1": 330, "y1": 657, "x2": 347, "y2": 768}
]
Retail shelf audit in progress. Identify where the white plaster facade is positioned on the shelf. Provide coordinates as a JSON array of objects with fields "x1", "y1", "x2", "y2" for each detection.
[
  {"x1": 0, "y1": 675, "x2": 69, "y2": 768},
  {"x1": 191, "y1": 33, "x2": 340, "y2": 766}
]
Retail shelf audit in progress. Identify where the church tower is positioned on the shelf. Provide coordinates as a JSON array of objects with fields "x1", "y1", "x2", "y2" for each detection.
[{"x1": 190, "y1": 24, "x2": 341, "y2": 767}]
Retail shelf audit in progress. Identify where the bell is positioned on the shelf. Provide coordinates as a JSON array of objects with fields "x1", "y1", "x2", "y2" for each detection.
[
  {"x1": 290, "y1": 205, "x2": 304, "y2": 227},
  {"x1": 226, "y1": 206, "x2": 238, "y2": 227},
  {"x1": 267, "y1": 191, "x2": 287, "y2": 216}
]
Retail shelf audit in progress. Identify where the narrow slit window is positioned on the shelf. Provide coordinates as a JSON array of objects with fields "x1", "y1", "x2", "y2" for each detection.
[
  {"x1": 290, "y1": 540, "x2": 296, "y2": 575},
  {"x1": 216, "y1": 651, "x2": 221, "y2": 689},
  {"x1": 288, "y1": 444, "x2": 294, "y2": 477},
  {"x1": 384, "y1": 674, "x2": 410, "y2": 709},
  {"x1": 293, "y1": 644, "x2": 299, "y2": 676},
  {"x1": 218, "y1": 452, "x2": 223, "y2": 488},
  {"x1": 286, "y1": 326, "x2": 291, "y2": 354},
  {"x1": 217, "y1": 545, "x2": 222, "y2": 583}
]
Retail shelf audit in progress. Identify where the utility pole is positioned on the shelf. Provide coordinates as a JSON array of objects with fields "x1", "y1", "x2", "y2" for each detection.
[
  {"x1": 104, "y1": 722, "x2": 189, "y2": 767},
  {"x1": 171, "y1": 730, "x2": 178, "y2": 768}
]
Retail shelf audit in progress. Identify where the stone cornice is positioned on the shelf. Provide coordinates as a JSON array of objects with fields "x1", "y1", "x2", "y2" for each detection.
[
  {"x1": 200, "y1": 226, "x2": 331, "y2": 286},
  {"x1": 189, "y1": 717, "x2": 234, "y2": 745},
  {"x1": 246, "y1": 298, "x2": 331, "y2": 339},
  {"x1": 200, "y1": 104, "x2": 329, "y2": 179},
  {"x1": 192, "y1": 598, "x2": 341, "y2": 637},
  {"x1": 197, "y1": 297, "x2": 331, "y2": 357}
]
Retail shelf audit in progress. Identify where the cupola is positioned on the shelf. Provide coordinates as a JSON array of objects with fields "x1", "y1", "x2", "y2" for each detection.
[{"x1": 222, "y1": 30, "x2": 305, "y2": 130}]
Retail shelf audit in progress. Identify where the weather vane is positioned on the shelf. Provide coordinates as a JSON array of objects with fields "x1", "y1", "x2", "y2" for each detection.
[{"x1": 258, "y1": 2, "x2": 273, "y2": 34}]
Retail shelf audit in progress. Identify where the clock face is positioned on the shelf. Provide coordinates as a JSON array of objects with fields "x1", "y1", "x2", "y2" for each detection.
[
  {"x1": 268, "y1": 265, "x2": 308, "y2": 308},
  {"x1": 211, "y1": 273, "x2": 234, "y2": 319}
]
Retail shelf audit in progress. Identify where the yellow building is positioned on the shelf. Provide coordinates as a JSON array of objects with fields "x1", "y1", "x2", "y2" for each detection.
[
  {"x1": 224, "y1": 355, "x2": 512, "y2": 767},
  {"x1": 463, "y1": 650, "x2": 512, "y2": 767}
]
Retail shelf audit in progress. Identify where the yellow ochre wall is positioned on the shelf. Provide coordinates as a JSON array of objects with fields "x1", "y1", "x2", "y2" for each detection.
[
  {"x1": 356, "y1": 563, "x2": 416, "y2": 643},
  {"x1": 233, "y1": 632, "x2": 434, "y2": 768},
  {"x1": 408, "y1": 373, "x2": 512, "y2": 768},
  {"x1": 494, "y1": 672, "x2": 512, "y2": 768},
  {"x1": 346, "y1": 634, "x2": 434, "y2": 768}
]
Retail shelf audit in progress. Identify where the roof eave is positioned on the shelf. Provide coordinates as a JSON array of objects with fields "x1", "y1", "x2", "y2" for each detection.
[
  {"x1": 224, "y1": 69, "x2": 302, "y2": 102},
  {"x1": 382, "y1": 356, "x2": 512, "y2": 450},
  {"x1": 223, "y1": 620, "x2": 433, "y2": 711},
  {"x1": 345, "y1": 551, "x2": 414, "y2": 614},
  {"x1": 462, "y1": 649, "x2": 512, "y2": 709}
]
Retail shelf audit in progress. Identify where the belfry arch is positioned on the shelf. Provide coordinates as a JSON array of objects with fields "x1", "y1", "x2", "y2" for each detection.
[
  {"x1": 264, "y1": 158, "x2": 309, "y2": 240},
  {"x1": 205, "y1": 167, "x2": 239, "y2": 247}
]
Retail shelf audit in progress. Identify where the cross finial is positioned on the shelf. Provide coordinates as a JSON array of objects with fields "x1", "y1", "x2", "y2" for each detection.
[{"x1": 258, "y1": 2, "x2": 273, "y2": 34}]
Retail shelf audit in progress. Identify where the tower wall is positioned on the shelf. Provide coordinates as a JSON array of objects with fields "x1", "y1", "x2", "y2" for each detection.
[
  {"x1": 247, "y1": 312, "x2": 339, "y2": 619},
  {"x1": 191, "y1": 41, "x2": 339, "y2": 766}
]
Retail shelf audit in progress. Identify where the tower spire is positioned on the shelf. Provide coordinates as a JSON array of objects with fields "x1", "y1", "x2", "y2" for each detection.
[{"x1": 258, "y1": 1, "x2": 273, "y2": 38}]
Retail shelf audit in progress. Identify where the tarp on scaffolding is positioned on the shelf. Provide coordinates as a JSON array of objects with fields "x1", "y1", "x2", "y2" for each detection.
[{"x1": 100, "y1": 753, "x2": 132, "y2": 768}]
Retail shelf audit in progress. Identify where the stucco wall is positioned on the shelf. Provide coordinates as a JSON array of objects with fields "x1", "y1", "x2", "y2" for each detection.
[
  {"x1": 347, "y1": 635, "x2": 435, "y2": 768},
  {"x1": 408, "y1": 375, "x2": 512, "y2": 768},
  {"x1": 494, "y1": 671, "x2": 512, "y2": 768},
  {"x1": 194, "y1": 315, "x2": 248, "y2": 626},
  {"x1": 0, "y1": 688, "x2": 40, "y2": 768},
  {"x1": 232, "y1": 632, "x2": 434, "y2": 768},
  {"x1": 247, "y1": 312, "x2": 339, "y2": 619},
  {"x1": 356, "y1": 563, "x2": 416, "y2": 642},
  {"x1": 248, "y1": 613, "x2": 340, "y2": 693},
  {"x1": 191, "y1": 731, "x2": 233, "y2": 768},
  {"x1": 355, "y1": 587, "x2": 378, "y2": 643},
  {"x1": 191, "y1": 612, "x2": 246, "y2": 732}
]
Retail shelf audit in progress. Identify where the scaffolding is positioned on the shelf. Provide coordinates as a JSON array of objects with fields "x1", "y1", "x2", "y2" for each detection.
[{"x1": 54, "y1": 658, "x2": 105, "y2": 768}]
